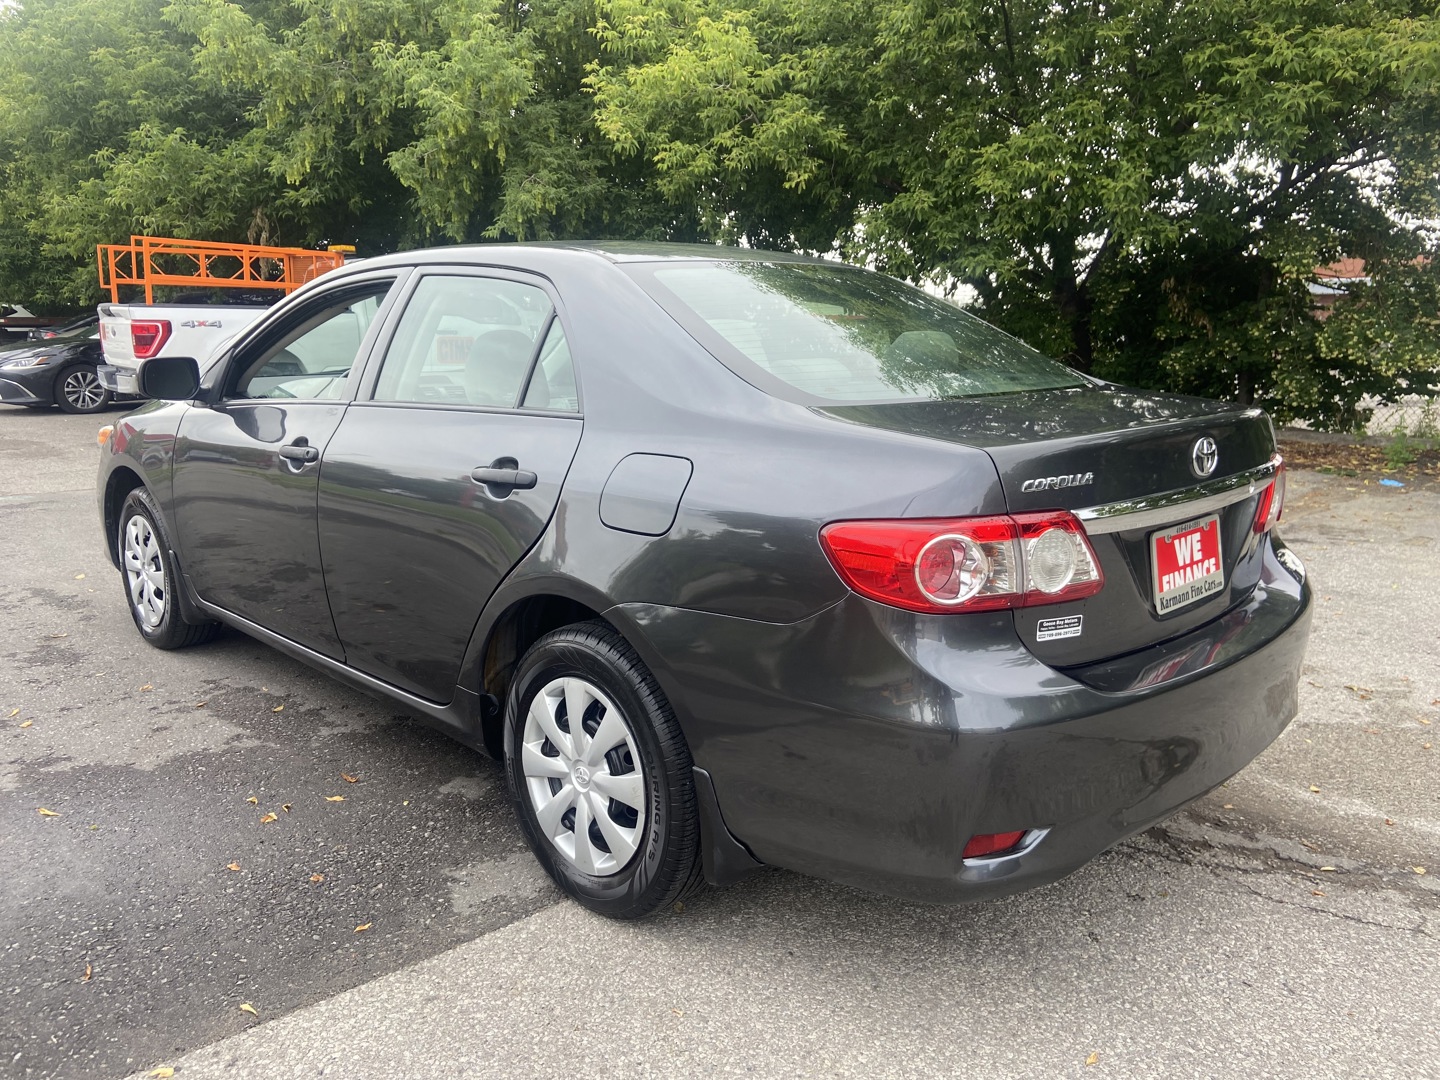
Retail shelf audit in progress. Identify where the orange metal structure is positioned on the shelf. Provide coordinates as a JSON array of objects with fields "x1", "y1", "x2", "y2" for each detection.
[{"x1": 97, "y1": 236, "x2": 345, "y2": 304}]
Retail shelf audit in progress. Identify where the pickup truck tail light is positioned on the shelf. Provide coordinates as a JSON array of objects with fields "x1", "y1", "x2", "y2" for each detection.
[
  {"x1": 820, "y1": 511, "x2": 1104, "y2": 615},
  {"x1": 130, "y1": 320, "x2": 172, "y2": 360}
]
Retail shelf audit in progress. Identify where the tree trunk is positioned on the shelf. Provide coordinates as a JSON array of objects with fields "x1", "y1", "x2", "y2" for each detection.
[{"x1": 1051, "y1": 243, "x2": 1095, "y2": 373}]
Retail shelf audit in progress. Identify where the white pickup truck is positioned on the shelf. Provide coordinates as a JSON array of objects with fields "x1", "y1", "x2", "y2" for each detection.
[
  {"x1": 96, "y1": 301, "x2": 272, "y2": 396},
  {"x1": 94, "y1": 236, "x2": 348, "y2": 396}
]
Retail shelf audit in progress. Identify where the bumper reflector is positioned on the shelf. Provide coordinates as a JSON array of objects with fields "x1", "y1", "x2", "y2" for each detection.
[{"x1": 961, "y1": 831, "x2": 1027, "y2": 859}]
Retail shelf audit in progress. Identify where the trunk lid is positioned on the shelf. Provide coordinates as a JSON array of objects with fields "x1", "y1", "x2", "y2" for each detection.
[{"x1": 817, "y1": 384, "x2": 1279, "y2": 667}]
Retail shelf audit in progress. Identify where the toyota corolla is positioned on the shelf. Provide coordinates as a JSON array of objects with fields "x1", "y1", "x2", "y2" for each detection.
[{"x1": 97, "y1": 243, "x2": 1312, "y2": 918}]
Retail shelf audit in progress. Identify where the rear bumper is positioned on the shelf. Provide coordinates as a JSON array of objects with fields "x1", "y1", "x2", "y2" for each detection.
[
  {"x1": 616, "y1": 536, "x2": 1312, "y2": 903},
  {"x1": 98, "y1": 365, "x2": 139, "y2": 396}
]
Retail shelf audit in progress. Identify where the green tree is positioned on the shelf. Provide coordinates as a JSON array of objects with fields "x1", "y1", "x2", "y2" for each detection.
[{"x1": 590, "y1": 0, "x2": 1440, "y2": 426}]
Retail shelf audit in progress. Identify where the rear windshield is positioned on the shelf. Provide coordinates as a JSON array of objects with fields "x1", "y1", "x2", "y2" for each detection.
[{"x1": 627, "y1": 261, "x2": 1083, "y2": 403}]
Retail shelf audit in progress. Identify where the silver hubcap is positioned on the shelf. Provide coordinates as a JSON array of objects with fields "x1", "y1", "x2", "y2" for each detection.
[
  {"x1": 63, "y1": 369, "x2": 105, "y2": 409},
  {"x1": 521, "y1": 677, "x2": 647, "y2": 877},
  {"x1": 123, "y1": 514, "x2": 166, "y2": 629}
]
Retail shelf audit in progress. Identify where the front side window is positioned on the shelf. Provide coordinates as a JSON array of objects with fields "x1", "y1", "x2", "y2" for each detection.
[
  {"x1": 628, "y1": 261, "x2": 1084, "y2": 404},
  {"x1": 233, "y1": 286, "x2": 390, "y2": 400},
  {"x1": 373, "y1": 275, "x2": 557, "y2": 407}
]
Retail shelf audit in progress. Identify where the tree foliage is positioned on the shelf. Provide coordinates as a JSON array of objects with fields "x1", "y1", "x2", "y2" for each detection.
[
  {"x1": 590, "y1": 0, "x2": 1440, "y2": 426},
  {"x1": 0, "y1": 0, "x2": 1437, "y2": 428}
]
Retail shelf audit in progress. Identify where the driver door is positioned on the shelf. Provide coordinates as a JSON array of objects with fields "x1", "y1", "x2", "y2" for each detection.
[{"x1": 171, "y1": 276, "x2": 401, "y2": 658}]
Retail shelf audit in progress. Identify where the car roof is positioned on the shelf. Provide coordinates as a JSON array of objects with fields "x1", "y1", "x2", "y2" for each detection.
[{"x1": 341, "y1": 240, "x2": 830, "y2": 274}]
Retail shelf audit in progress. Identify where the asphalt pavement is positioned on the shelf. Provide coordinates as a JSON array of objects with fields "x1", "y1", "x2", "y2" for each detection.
[{"x1": 1, "y1": 403, "x2": 1436, "y2": 1080}]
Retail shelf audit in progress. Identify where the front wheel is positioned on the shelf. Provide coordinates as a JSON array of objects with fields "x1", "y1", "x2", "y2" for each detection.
[
  {"x1": 118, "y1": 488, "x2": 218, "y2": 649},
  {"x1": 505, "y1": 621, "x2": 703, "y2": 918},
  {"x1": 55, "y1": 364, "x2": 111, "y2": 413}
]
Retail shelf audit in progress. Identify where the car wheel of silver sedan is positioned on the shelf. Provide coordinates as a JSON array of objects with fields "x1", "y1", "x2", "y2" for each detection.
[
  {"x1": 506, "y1": 621, "x2": 703, "y2": 918},
  {"x1": 56, "y1": 365, "x2": 111, "y2": 413},
  {"x1": 117, "y1": 488, "x2": 219, "y2": 650}
]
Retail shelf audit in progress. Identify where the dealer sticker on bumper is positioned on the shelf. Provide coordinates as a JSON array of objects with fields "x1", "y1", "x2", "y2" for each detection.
[
  {"x1": 1036, "y1": 615, "x2": 1083, "y2": 641},
  {"x1": 1151, "y1": 513, "x2": 1224, "y2": 614}
]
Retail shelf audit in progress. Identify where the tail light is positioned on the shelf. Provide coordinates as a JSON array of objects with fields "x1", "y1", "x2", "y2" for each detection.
[
  {"x1": 130, "y1": 320, "x2": 172, "y2": 360},
  {"x1": 962, "y1": 831, "x2": 1027, "y2": 859},
  {"x1": 819, "y1": 510, "x2": 1104, "y2": 615},
  {"x1": 1252, "y1": 456, "x2": 1286, "y2": 535}
]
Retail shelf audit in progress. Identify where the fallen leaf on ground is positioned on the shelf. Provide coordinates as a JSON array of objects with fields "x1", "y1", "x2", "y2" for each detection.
[
  {"x1": 671, "y1": 1007, "x2": 684, "y2": 1017},
  {"x1": 239, "y1": 1002, "x2": 258, "y2": 1017},
  {"x1": 354, "y1": 922, "x2": 372, "y2": 933},
  {"x1": 74, "y1": 573, "x2": 85, "y2": 580},
  {"x1": 1085, "y1": 1052, "x2": 1100, "y2": 1066},
  {"x1": 1312, "y1": 890, "x2": 1325, "y2": 897},
  {"x1": 1319, "y1": 866, "x2": 1337, "y2": 872},
  {"x1": 258, "y1": 813, "x2": 277, "y2": 824},
  {"x1": 139, "y1": 684, "x2": 153, "y2": 692},
  {"x1": 272, "y1": 705, "x2": 284, "y2": 713},
  {"x1": 83, "y1": 962, "x2": 92, "y2": 981},
  {"x1": 150, "y1": 1069, "x2": 175, "y2": 1079},
  {"x1": 194, "y1": 701, "x2": 207, "y2": 708},
  {"x1": 37, "y1": 808, "x2": 59, "y2": 817},
  {"x1": 246, "y1": 796, "x2": 258, "y2": 805},
  {"x1": 7, "y1": 708, "x2": 18, "y2": 717},
  {"x1": 1421, "y1": 718, "x2": 1433, "y2": 726},
  {"x1": 1385, "y1": 818, "x2": 1395, "y2": 826},
  {"x1": 341, "y1": 772, "x2": 359, "y2": 783},
  {"x1": 226, "y1": 862, "x2": 241, "y2": 872},
  {"x1": 1309, "y1": 785, "x2": 1322, "y2": 793},
  {"x1": 325, "y1": 795, "x2": 345, "y2": 803},
  {"x1": 20, "y1": 720, "x2": 32, "y2": 728},
  {"x1": 310, "y1": 873, "x2": 324, "y2": 884},
  {"x1": 281, "y1": 804, "x2": 292, "y2": 813},
  {"x1": 1222, "y1": 803, "x2": 1234, "y2": 809},
  {"x1": 1416, "y1": 867, "x2": 1428, "y2": 875}
]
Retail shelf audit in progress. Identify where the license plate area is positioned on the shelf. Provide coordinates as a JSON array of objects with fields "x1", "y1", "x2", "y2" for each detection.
[{"x1": 1151, "y1": 513, "x2": 1224, "y2": 614}]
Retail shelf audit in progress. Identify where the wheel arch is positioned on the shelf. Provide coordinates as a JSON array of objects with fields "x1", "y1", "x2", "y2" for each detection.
[
  {"x1": 473, "y1": 590, "x2": 612, "y2": 758},
  {"x1": 102, "y1": 466, "x2": 146, "y2": 568}
]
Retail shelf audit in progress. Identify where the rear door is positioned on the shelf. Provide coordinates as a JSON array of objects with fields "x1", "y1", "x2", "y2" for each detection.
[
  {"x1": 171, "y1": 275, "x2": 401, "y2": 658},
  {"x1": 318, "y1": 269, "x2": 583, "y2": 702}
]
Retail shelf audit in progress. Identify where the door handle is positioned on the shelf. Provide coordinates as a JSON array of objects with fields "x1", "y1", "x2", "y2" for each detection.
[
  {"x1": 470, "y1": 466, "x2": 537, "y2": 489},
  {"x1": 278, "y1": 442, "x2": 319, "y2": 464}
]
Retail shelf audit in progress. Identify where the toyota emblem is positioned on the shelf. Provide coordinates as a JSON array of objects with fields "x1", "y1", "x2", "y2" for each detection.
[{"x1": 1190, "y1": 437, "x2": 1219, "y2": 478}]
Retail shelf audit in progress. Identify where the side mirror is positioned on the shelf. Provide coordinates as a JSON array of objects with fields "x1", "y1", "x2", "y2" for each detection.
[{"x1": 137, "y1": 356, "x2": 200, "y2": 400}]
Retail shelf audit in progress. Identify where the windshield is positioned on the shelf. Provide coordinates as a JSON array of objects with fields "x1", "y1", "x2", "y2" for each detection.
[{"x1": 627, "y1": 261, "x2": 1083, "y2": 404}]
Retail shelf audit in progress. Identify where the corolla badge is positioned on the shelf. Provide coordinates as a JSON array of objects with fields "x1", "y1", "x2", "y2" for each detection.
[
  {"x1": 1020, "y1": 472, "x2": 1094, "y2": 493},
  {"x1": 1190, "y1": 437, "x2": 1219, "y2": 478}
]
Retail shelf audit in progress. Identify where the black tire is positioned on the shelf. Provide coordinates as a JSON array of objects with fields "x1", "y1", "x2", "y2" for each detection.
[
  {"x1": 54, "y1": 364, "x2": 111, "y2": 413},
  {"x1": 117, "y1": 488, "x2": 219, "y2": 649},
  {"x1": 505, "y1": 621, "x2": 704, "y2": 919}
]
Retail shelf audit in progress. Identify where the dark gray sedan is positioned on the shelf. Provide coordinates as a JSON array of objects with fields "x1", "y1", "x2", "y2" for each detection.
[
  {"x1": 1, "y1": 324, "x2": 114, "y2": 413},
  {"x1": 96, "y1": 243, "x2": 1311, "y2": 918}
]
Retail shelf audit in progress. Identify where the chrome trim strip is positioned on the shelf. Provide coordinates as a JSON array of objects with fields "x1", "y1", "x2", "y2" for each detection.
[{"x1": 1076, "y1": 457, "x2": 1281, "y2": 535}]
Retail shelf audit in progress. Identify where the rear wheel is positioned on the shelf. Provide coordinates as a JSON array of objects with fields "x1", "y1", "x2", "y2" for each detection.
[
  {"x1": 55, "y1": 364, "x2": 110, "y2": 413},
  {"x1": 118, "y1": 488, "x2": 218, "y2": 649},
  {"x1": 505, "y1": 621, "x2": 703, "y2": 918}
]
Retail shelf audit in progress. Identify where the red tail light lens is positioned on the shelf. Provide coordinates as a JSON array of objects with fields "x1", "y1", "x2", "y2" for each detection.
[
  {"x1": 1252, "y1": 457, "x2": 1286, "y2": 535},
  {"x1": 962, "y1": 831, "x2": 1027, "y2": 859},
  {"x1": 820, "y1": 511, "x2": 1104, "y2": 614},
  {"x1": 130, "y1": 320, "x2": 172, "y2": 360}
]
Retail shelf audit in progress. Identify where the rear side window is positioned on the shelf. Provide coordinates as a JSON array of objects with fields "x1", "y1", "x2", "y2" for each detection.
[
  {"x1": 373, "y1": 275, "x2": 554, "y2": 407},
  {"x1": 628, "y1": 262, "x2": 1082, "y2": 404},
  {"x1": 521, "y1": 320, "x2": 579, "y2": 413}
]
